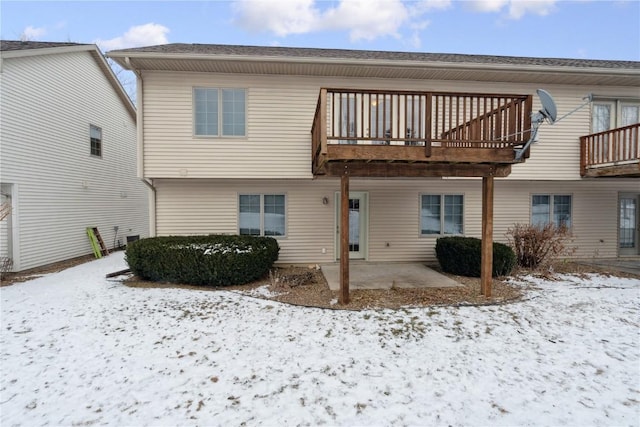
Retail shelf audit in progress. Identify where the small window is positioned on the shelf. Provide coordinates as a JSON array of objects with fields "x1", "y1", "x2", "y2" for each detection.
[
  {"x1": 532, "y1": 194, "x2": 572, "y2": 228},
  {"x1": 239, "y1": 194, "x2": 285, "y2": 237},
  {"x1": 420, "y1": 194, "x2": 463, "y2": 235},
  {"x1": 194, "y1": 87, "x2": 246, "y2": 137},
  {"x1": 90, "y1": 125, "x2": 102, "y2": 157}
]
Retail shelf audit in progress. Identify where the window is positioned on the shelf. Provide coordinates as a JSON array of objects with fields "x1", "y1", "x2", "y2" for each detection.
[
  {"x1": 90, "y1": 125, "x2": 102, "y2": 157},
  {"x1": 420, "y1": 194, "x2": 463, "y2": 235},
  {"x1": 591, "y1": 99, "x2": 640, "y2": 133},
  {"x1": 532, "y1": 195, "x2": 572, "y2": 228},
  {"x1": 194, "y1": 88, "x2": 246, "y2": 137},
  {"x1": 239, "y1": 194, "x2": 285, "y2": 236}
]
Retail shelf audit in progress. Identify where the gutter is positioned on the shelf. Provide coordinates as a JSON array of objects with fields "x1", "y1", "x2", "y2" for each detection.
[
  {"x1": 107, "y1": 51, "x2": 640, "y2": 78},
  {"x1": 131, "y1": 62, "x2": 157, "y2": 237}
]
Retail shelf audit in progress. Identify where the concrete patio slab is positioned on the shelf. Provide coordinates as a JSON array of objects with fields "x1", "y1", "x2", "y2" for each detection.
[
  {"x1": 575, "y1": 258, "x2": 640, "y2": 276},
  {"x1": 320, "y1": 262, "x2": 461, "y2": 291}
]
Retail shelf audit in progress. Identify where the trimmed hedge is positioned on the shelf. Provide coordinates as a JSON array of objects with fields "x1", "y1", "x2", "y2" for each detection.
[
  {"x1": 125, "y1": 235, "x2": 279, "y2": 286},
  {"x1": 435, "y1": 236, "x2": 516, "y2": 278}
]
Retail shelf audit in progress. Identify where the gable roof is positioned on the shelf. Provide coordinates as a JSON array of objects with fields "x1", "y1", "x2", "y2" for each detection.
[
  {"x1": 0, "y1": 40, "x2": 86, "y2": 52},
  {"x1": 1, "y1": 40, "x2": 136, "y2": 119},
  {"x1": 107, "y1": 43, "x2": 640, "y2": 87}
]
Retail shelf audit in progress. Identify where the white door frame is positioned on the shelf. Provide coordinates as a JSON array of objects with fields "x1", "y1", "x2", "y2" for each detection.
[
  {"x1": 619, "y1": 192, "x2": 640, "y2": 256},
  {"x1": 334, "y1": 191, "x2": 368, "y2": 260}
]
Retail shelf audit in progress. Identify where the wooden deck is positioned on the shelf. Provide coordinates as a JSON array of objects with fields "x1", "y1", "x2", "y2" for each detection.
[
  {"x1": 311, "y1": 88, "x2": 533, "y2": 178},
  {"x1": 580, "y1": 123, "x2": 640, "y2": 177}
]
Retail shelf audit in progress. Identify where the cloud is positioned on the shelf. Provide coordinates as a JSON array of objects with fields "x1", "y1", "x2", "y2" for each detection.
[
  {"x1": 96, "y1": 23, "x2": 170, "y2": 51},
  {"x1": 468, "y1": 0, "x2": 557, "y2": 19},
  {"x1": 233, "y1": 0, "x2": 411, "y2": 41},
  {"x1": 21, "y1": 25, "x2": 47, "y2": 40},
  {"x1": 507, "y1": 0, "x2": 556, "y2": 19},
  {"x1": 232, "y1": 0, "x2": 554, "y2": 46},
  {"x1": 324, "y1": 0, "x2": 409, "y2": 41},
  {"x1": 232, "y1": 0, "x2": 320, "y2": 36}
]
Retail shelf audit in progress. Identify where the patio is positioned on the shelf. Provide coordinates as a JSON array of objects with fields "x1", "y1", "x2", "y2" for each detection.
[{"x1": 320, "y1": 262, "x2": 461, "y2": 290}]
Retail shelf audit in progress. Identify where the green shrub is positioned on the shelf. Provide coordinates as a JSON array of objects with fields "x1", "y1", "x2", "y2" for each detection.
[
  {"x1": 125, "y1": 235, "x2": 279, "y2": 286},
  {"x1": 435, "y1": 236, "x2": 516, "y2": 278}
]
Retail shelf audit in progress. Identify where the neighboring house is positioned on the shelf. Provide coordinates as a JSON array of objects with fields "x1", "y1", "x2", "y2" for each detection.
[
  {"x1": 0, "y1": 41, "x2": 149, "y2": 272},
  {"x1": 107, "y1": 44, "x2": 640, "y2": 269}
]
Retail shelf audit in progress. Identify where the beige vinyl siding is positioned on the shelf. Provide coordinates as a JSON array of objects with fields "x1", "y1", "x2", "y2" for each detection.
[
  {"x1": 141, "y1": 70, "x2": 638, "y2": 181},
  {"x1": 157, "y1": 179, "x2": 638, "y2": 263},
  {"x1": 154, "y1": 178, "x2": 637, "y2": 264},
  {"x1": 0, "y1": 51, "x2": 149, "y2": 271}
]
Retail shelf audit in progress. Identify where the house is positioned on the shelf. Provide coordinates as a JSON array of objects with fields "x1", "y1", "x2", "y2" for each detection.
[
  {"x1": 0, "y1": 41, "x2": 149, "y2": 273},
  {"x1": 107, "y1": 43, "x2": 639, "y2": 296}
]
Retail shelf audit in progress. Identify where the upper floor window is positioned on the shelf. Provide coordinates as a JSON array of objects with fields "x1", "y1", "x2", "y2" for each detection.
[
  {"x1": 591, "y1": 99, "x2": 640, "y2": 133},
  {"x1": 90, "y1": 125, "x2": 102, "y2": 157},
  {"x1": 194, "y1": 88, "x2": 246, "y2": 137},
  {"x1": 532, "y1": 194, "x2": 572, "y2": 228},
  {"x1": 420, "y1": 194, "x2": 464, "y2": 235},
  {"x1": 239, "y1": 194, "x2": 286, "y2": 237}
]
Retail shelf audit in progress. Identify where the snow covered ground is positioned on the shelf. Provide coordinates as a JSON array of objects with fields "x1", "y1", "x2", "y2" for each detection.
[{"x1": 1, "y1": 252, "x2": 639, "y2": 426}]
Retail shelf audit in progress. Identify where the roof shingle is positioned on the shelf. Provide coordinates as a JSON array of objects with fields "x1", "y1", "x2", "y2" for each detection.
[
  {"x1": 108, "y1": 43, "x2": 640, "y2": 70},
  {"x1": 0, "y1": 40, "x2": 90, "y2": 52}
]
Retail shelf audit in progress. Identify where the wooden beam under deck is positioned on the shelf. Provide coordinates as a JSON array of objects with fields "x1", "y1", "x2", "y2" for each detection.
[
  {"x1": 319, "y1": 162, "x2": 511, "y2": 178},
  {"x1": 340, "y1": 173, "x2": 350, "y2": 305},
  {"x1": 582, "y1": 162, "x2": 640, "y2": 178},
  {"x1": 327, "y1": 144, "x2": 517, "y2": 164},
  {"x1": 481, "y1": 176, "x2": 494, "y2": 298}
]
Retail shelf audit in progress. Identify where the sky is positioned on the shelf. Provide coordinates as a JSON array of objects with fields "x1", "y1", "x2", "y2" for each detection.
[{"x1": 1, "y1": 0, "x2": 639, "y2": 61}]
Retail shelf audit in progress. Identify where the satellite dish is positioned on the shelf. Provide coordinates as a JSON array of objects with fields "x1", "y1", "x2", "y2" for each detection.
[
  {"x1": 536, "y1": 89, "x2": 557, "y2": 124},
  {"x1": 515, "y1": 89, "x2": 592, "y2": 161}
]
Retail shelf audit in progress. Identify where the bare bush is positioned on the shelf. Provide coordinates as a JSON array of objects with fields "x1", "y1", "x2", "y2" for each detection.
[
  {"x1": 506, "y1": 223, "x2": 576, "y2": 270},
  {"x1": 0, "y1": 202, "x2": 10, "y2": 221},
  {"x1": 0, "y1": 257, "x2": 13, "y2": 281},
  {"x1": 269, "y1": 269, "x2": 315, "y2": 290}
]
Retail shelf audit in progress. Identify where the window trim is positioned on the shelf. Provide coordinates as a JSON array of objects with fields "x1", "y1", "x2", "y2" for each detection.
[
  {"x1": 530, "y1": 193, "x2": 573, "y2": 228},
  {"x1": 193, "y1": 87, "x2": 247, "y2": 138},
  {"x1": 238, "y1": 193, "x2": 287, "y2": 238},
  {"x1": 591, "y1": 97, "x2": 640, "y2": 133},
  {"x1": 89, "y1": 124, "x2": 102, "y2": 158},
  {"x1": 419, "y1": 193, "x2": 465, "y2": 237}
]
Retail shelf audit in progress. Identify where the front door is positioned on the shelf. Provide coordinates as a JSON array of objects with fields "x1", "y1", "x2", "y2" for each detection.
[
  {"x1": 335, "y1": 192, "x2": 368, "y2": 259},
  {"x1": 619, "y1": 193, "x2": 639, "y2": 256}
]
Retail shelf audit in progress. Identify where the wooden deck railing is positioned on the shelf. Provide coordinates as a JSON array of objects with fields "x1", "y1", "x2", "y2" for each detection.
[
  {"x1": 311, "y1": 88, "x2": 532, "y2": 172},
  {"x1": 580, "y1": 123, "x2": 640, "y2": 176}
]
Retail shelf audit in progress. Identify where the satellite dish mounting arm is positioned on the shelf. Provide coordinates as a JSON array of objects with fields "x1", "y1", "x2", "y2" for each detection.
[{"x1": 515, "y1": 90, "x2": 592, "y2": 161}]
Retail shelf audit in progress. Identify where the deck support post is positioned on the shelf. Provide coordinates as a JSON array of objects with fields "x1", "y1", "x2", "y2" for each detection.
[
  {"x1": 481, "y1": 176, "x2": 494, "y2": 297},
  {"x1": 339, "y1": 172, "x2": 350, "y2": 304}
]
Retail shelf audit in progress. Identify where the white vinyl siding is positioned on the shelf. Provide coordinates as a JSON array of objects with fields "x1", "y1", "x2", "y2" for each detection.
[{"x1": 0, "y1": 50, "x2": 149, "y2": 271}]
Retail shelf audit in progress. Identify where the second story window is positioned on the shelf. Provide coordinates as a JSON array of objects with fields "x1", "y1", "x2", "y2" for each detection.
[
  {"x1": 194, "y1": 87, "x2": 246, "y2": 137},
  {"x1": 90, "y1": 125, "x2": 102, "y2": 157},
  {"x1": 591, "y1": 99, "x2": 640, "y2": 133}
]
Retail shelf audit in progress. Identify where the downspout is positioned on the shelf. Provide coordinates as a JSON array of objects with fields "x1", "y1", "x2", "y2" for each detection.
[{"x1": 129, "y1": 58, "x2": 157, "y2": 237}]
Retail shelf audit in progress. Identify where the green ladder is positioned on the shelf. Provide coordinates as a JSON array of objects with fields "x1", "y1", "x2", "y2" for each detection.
[{"x1": 87, "y1": 227, "x2": 109, "y2": 258}]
